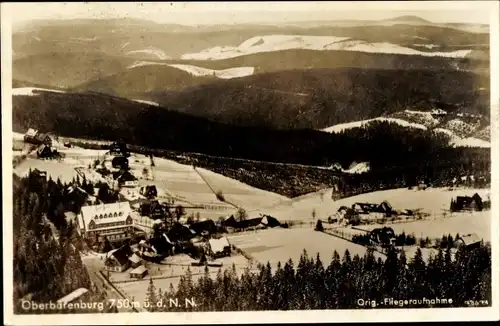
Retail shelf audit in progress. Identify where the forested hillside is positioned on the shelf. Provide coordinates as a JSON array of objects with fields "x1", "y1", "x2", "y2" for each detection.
[
  {"x1": 147, "y1": 246, "x2": 491, "y2": 310},
  {"x1": 12, "y1": 173, "x2": 114, "y2": 314},
  {"x1": 13, "y1": 90, "x2": 488, "y2": 170},
  {"x1": 142, "y1": 68, "x2": 489, "y2": 129}
]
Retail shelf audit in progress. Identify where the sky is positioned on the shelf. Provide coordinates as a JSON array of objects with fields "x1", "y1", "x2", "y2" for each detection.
[{"x1": 4, "y1": 2, "x2": 493, "y2": 25}]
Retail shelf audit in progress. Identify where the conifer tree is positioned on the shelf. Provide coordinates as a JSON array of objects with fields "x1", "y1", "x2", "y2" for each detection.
[{"x1": 146, "y1": 278, "x2": 158, "y2": 312}]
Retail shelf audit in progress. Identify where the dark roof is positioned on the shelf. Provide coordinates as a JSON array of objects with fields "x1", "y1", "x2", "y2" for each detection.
[
  {"x1": 167, "y1": 223, "x2": 195, "y2": 241},
  {"x1": 107, "y1": 245, "x2": 131, "y2": 266},
  {"x1": 222, "y1": 215, "x2": 238, "y2": 228},
  {"x1": 189, "y1": 220, "x2": 216, "y2": 234},
  {"x1": 237, "y1": 217, "x2": 263, "y2": 229},
  {"x1": 261, "y1": 215, "x2": 281, "y2": 227},
  {"x1": 118, "y1": 171, "x2": 137, "y2": 182}
]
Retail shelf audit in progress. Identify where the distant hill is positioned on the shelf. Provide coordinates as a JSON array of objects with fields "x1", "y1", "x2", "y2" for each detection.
[
  {"x1": 13, "y1": 18, "x2": 489, "y2": 61},
  {"x1": 71, "y1": 64, "x2": 218, "y2": 95},
  {"x1": 13, "y1": 52, "x2": 136, "y2": 88},
  {"x1": 383, "y1": 15, "x2": 431, "y2": 24},
  {"x1": 136, "y1": 68, "x2": 489, "y2": 130}
]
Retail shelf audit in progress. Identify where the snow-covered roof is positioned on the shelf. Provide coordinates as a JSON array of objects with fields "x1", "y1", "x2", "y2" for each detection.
[
  {"x1": 129, "y1": 253, "x2": 142, "y2": 264},
  {"x1": 460, "y1": 233, "x2": 481, "y2": 246},
  {"x1": 25, "y1": 128, "x2": 38, "y2": 137},
  {"x1": 80, "y1": 202, "x2": 131, "y2": 230},
  {"x1": 129, "y1": 265, "x2": 147, "y2": 274},
  {"x1": 209, "y1": 237, "x2": 230, "y2": 253},
  {"x1": 56, "y1": 288, "x2": 88, "y2": 305}
]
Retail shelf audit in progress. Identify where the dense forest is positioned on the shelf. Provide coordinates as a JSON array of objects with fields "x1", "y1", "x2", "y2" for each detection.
[
  {"x1": 146, "y1": 68, "x2": 489, "y2": 129},
  {"x1": 147, "y1": 245, "x2": 491, "y2": 311},
  {"x1": 12, "y1": 90, "x2": 490, "y2": 171},
  {"x1": 12, "y1": 172, "x2": 114, "y2": 314}
]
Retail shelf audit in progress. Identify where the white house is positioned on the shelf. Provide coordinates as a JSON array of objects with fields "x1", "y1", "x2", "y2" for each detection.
[{"x1": 77, "y1": 202, "x2": 134, "y2": 242}]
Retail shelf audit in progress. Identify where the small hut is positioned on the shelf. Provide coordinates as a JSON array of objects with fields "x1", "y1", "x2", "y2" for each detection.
[{"x1": 129, "y1": 265, "x2": 148, "y2": 279}]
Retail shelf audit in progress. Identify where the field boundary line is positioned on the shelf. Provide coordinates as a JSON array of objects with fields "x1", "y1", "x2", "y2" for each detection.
[{"x1": 193, "y1": 167, "x2": 239, "y2": 209}]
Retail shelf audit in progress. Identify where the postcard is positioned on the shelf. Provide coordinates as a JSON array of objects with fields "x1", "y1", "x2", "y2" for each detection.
[{"x1": 2, "y1": 1, "x2": 499, "y2": 324}]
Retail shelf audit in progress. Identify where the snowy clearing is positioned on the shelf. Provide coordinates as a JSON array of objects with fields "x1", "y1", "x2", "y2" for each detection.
[
  {"x1": 194, "y1": 167, "x2": 290, "y2": 209},
  {"x1": 322, "y1": 117, "x2": 427, "y2": 133},
  {"x1": 180, "y1": 35, "x2": 473, "y2": 60},
  {"x1": 354, "y1": 210, "x2": 491, "y2": 242},
  {"x1": 323, "y1": 117, "x2": 490, "y2": 148},
  {"x1": 331, "y1": 162, "x2": 371, "y2": 174},
  {"x1": 127, "y1": 61, "x2": 255, "y2": 79},
  {"x1": 227, "y1": 227, "x2": 386, "y2": 269},
  {"x1": 131, "y1": 99, "x2": 160, "y2": 107},
  {"x1": 249, "y1": 187, "x2": 490, "y2": 223},
  {"x1": 12, "y1": 87, "x2": 65, "y2": 96}
]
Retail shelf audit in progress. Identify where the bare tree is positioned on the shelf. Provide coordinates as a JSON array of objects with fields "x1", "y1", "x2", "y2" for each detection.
[{"x1": 236, "y1": 208, "x2": 248, "y2": 222}]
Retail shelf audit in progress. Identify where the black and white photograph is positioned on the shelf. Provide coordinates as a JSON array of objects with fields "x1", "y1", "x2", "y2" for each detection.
[{"x1": 2, "y1": 1, "x2": 499, "y2": 324}]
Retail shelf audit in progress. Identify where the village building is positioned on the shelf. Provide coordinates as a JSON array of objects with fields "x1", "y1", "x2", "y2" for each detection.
[
  {"x1": 139, "y1": 185, "x2": 158, "y2": 199},
  {"x1": 24, "y1": 128, "x2": 39, "y2": 143},
  {"x1": 457, "y1": 233, "x2": 481, "y2": 249},
  {"x1": 109, "y1": 140, "x2": 130, "y2": 157},
  {"x1": 189, "y1": 220, "x2": 217, "y2": 236},
  {"x1": 129, "y1": 265, "x2": 148, "y2": 279},
  {"x1": 104, "y1": 246, "x2": 131, "y2": 272},
  {"x1": 369, "y1": 227, "x2": 396, "y2": 247},
  {"x1": 451, "y1": 193, "x2": 483, "y2": 212},
  {"x1": 148, "y1": 234, "x2": 174, "y2": 256},
  {"x1": 56, "y1": 288, "x2": 89, "y2": 305},
  {"x1": 31, "y1": 168, "x2": 48, "y2": 182},
  {"x1": 25, "y1": 128, "x2": 53, "y2": 146},
  {"x1": 77, "y1": 202, "x2": 134, "y2": 243},
  {"x1": 111, "y1": 156, "x2": 129, "y2": 170},
  {"x1": 237, "y1": 217, "x2": 263, "y2": 230},
  {"x1": 139, "y1": 200, "x2": 165, "y2": 219},
  {"x1": 128, "y1": 253, "x2": 143, "y2": 269},
  {"x1": 259, "y1": 215, "x2": 281, "y2": 228},
  {"x1": 351, "y1": 201, "x2": 394, "y2": 217},
  {"x1": 116, "y1": 170, "x2": 139, "y2": 188},
  {"x1": 37, "y1": 144, "x2": 55, "y2": 158},
  {"x1": 206, "y1": 237, "x2": 231, "y2": 258}
]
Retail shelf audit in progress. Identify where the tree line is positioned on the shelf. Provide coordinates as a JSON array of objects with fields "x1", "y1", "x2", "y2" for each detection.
[{"x1": 146, "y1": 243, "x2": 491, "y2": 311}]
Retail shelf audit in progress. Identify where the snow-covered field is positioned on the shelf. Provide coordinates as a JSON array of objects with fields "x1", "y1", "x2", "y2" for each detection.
[
  {"x1": 322, "y1": 117, "x2": 427, "y2": 133},
  {"x1": 322, "y1": 116, "x2": 490, "y2": 148},
  {"x1": 12, "y1": 87, "x2": 65, "y2": 96},
  {"x1": 355, "y1": 210, "x2": 491, "y2": 242},
  {"x1": 227, "y1": 227, "x2": 386, "y2": 270},
  {"x1": 14, "y1": 158, "x2": 81, "y2": 183},
  {"x1": 111, "y1": 253, "x2": 252, "y2": 308},
  {"x1": 180, "y1": 35, "x2": 473, "y2": 60},
  {"x1": 331, "y1": 162, "x2": 371, "y2": 174},
  {"x1": 128, "y1": 153, "x2": 229, "y2": 207},
  {"x1": 194, "y1": 167, "x2": 290, "y2": 210},
  {"x1": 249, "y1": 187, "x2": 490, "y2": 223},
  {"x1": 13, "y1": 144, "x2": 107, "y2": 183},
  {"x1": 127, "y1": 61, "x2": 255, "y2": 79},
  {"x1": 131, "y1": 99, "x2": 160, "y2": 106}
]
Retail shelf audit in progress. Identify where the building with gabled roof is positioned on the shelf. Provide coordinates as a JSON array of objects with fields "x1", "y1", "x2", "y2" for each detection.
[
  {"x1": 78, "y1": 202, "x2": 134, "y2": 243},
  {"x1": 458, "y1": 233, "x2": 481, "y2": 249},
  {"x1": 56, "y1": 288, "x2": 89, "y2": 305},
  {"x1": 129, "y1": 265, "x2": 148, "y2": 279},
  {"x1": 128, "y1": 253, "x2": 143, "y2": 268},
  {"x1": 207, "y1": 237, "x2": 231, "y2": 258},
  {"x1": 104, "y1": 245, "x2": 132, "y2": 272}
]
